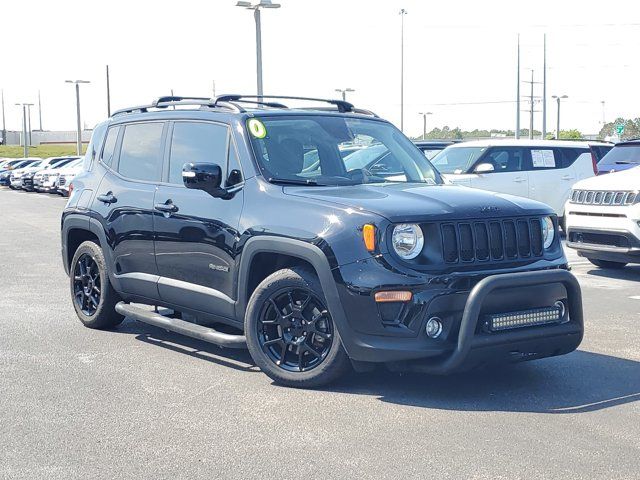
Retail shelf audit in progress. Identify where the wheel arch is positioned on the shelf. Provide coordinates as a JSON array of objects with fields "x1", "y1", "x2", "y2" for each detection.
[{"x1": 236, "y1": 236, "x2": 354, "y2": 354}]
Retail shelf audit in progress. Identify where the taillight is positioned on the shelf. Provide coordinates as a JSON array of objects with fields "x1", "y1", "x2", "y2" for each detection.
[
  {"x1": 591, "y1": 150, "x2": 599, "y2": 175},
  {"x1": 68, "y1": 183, "x2": 74, "y2": 195}
]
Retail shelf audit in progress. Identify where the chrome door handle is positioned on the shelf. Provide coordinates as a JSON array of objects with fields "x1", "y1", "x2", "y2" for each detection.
[
  {"x1": 97, "y1": 192, "x2": 117, "y2": 204},
  {"x1": 513, "y1": 177, "x2": 526, "y2": 183},
  {"x1": 154, "y1": 200, "x2": 179, "y2": 214},
  {"x1": 561, "y1": 175, "x2": 573, "y2": 180}
]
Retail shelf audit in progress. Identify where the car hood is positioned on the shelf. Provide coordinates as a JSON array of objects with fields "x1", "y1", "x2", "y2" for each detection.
[
  {"x1": 574, "y1": 165, "x2": 640, "y2": 190},
  {"x1": 284, "y1": 183, "x2": 552, "y2": 222}
]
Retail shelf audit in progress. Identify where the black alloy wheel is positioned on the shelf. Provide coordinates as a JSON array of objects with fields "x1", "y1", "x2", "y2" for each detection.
[
  {"x1": 257, "y1": 287, "x2": 334, "y2": 372},
  {"x1": 73, "y1": 253, "x2": 102, "y2": 316}
]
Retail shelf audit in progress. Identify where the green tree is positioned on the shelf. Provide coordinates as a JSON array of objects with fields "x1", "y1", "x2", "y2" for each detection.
[
  {"x1": 558, "y1": 129, "x2": 582, "y2": 140},
  {"x1": 598, "y1": 117, "x2": 640, "y2": 140}
]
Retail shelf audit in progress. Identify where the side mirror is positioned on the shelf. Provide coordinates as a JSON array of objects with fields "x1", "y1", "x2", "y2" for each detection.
[
  {"x1": 182, "y1": 163, "x2": 225, "y2": 197},
  {"x1": 474, "y1": 162, "x2": 495, "y2": 174}
]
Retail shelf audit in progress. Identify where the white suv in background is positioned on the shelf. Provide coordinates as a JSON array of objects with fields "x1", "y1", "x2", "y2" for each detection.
[
  {"x1": 565, "y1": 166, "x2": 640, "y2": 269},
  {"x1": 431, "y1": 139, "x2": 612, "y2": 229}
]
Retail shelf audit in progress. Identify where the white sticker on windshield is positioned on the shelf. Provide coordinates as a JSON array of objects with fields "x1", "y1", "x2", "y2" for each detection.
[{"x1": 531, "y1": 149, "x2": 555, "y2": 168}]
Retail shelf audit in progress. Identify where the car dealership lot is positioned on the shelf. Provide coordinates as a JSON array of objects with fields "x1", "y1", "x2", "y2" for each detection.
[{"x1": 0, "y1": 189, "x2": 638, "y2": 480}]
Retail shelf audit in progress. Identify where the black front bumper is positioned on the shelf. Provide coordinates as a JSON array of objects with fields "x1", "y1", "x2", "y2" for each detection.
[{"x1": 336, "y1": 269, "x2": 583, "y2": 374}]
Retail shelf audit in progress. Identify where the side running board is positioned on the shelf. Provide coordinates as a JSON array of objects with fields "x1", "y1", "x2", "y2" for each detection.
[{"x1": 115, "y1": 302, "x2": 247, "y2": 349}]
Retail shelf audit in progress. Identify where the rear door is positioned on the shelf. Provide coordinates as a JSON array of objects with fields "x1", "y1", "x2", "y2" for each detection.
[
  {"x1": 92, "y1": 121, "x2": 165, "y2": 299},
  {"x1": 468, "y1": 146, "x2": 530, "y2": 198},
  {"x1": 153, "y1": 120, "x2": 244, "y2": 319}
]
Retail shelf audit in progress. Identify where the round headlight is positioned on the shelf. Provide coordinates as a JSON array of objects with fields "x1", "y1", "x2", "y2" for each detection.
[
  {"x1": 542, "y1": 216, "x2": 555, "y2": 249},
  {"x1": 392, "y1": 224, "x2": 424, "y2": 260}
]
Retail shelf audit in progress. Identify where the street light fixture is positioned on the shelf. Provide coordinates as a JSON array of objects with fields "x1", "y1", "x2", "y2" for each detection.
[
  {"x1": 236, "y1": 0, "x2": 281, "y2": 99},
  {"x1": 65, "y1": 80, "x2": 90, "y2": 155},
  {"x1": 418, "y1": 112, "x2": 433, "y2": 140},
  {"x1": 551, "y1": 95, "x2": 568, "y2": 139},
  {"x1": 334, "y1": 88, "x2": 355, "y2": 102}
]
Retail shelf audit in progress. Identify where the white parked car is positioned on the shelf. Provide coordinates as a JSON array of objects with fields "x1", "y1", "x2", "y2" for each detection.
[
  {"x1": 565, "y1": 166, "x2": 640, "y2": 269},
  {"x1": 430, "y1": 139, "x2": 613, "y2": 228},
  {"x1": 33, "y1": 157, "x2": 81, "y2": 192},
  {"x1": 9, "y1": 160, "x2": 43, "y2": 189},
  {"x1": 54, "y1": 158, "x2": 84, "y2": 196}
]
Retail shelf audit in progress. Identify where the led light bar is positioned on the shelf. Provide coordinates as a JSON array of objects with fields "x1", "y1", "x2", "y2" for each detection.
[{"x1": 486, "y1": 305, "x2": 563, "y2": 332}]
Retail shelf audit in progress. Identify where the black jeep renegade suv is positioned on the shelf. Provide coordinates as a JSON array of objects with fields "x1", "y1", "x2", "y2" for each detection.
[{"x1": 61, "y1": 95, "x2": 583, "y2": 388}]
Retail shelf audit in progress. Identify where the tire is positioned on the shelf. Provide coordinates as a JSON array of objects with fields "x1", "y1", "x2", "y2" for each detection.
[
  {"x1": 245, "y1": 267, "x2": 351, "y2": 388},
  {"x1": 69, "y1": 240, "x2": 124, "y2": 329},
  {"x1": 588, "y1": 258, "x2": 627, "y2": 269}
]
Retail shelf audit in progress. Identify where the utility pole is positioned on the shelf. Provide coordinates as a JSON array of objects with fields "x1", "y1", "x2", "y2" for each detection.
[
  {"x1": 419, "y1": 112, "x2": 432, "y2": 139},
  {"x1": 212, "y1": 80, "x2": 216, "y2": 98},
  {"x1": 542, "y1": 33, "x2": 547, "y2": 139},
  {"x1": 106, "y1": 65, "x2": 111, "y2": 117},
  {"x1": 15, "y1": 103, "x2": 29, "y2": 156},
  {"x1": 601, "y1": 100, "x2": 605, "y2": 125},
  {"x1": 1, "y1": 89, "x2": 6, "y2": 146},
  {"x1": 552, "y1": 95, "x2": 568, "y2": 139},
  {"x1": 38, "y1": 90, "x2": 43, "y2": 131},
  {"x1": 529, "y1": 69, "x2": 534, "y2": 139},
  {"x1": 65, "y1": 80, "x2": 90, "y2": 155},
  {"x1": 399, "y1": 8, "x2": 407, "y2": 132},
  {"x1": 516, "y1": 34, "x2": 520, "y2": 139}
]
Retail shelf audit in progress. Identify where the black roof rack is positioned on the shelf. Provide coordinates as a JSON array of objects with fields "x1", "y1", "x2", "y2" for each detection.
[
  {"x1": 112, "y1": 94, "x2": 375, "y2": 118},
  {"x1": 111, "y1": 95, "x2": 244, "y2": 117},
  {"x1": 213, "y1": 94, "x2": 357, "y2": 113}
]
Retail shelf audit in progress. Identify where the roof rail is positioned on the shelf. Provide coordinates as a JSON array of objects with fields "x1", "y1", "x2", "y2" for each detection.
[
  {"x1": 111, "y1": 95, "x2": 244, "y2": 117},
  {"x1": 213, "y1": 94, "x2": 357, "y2": 113}
]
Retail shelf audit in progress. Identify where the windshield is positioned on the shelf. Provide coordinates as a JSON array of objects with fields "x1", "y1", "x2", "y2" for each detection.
[
  {"x1": 598, "y1": 145, "x2": 640, "y2": 167},
  {"x1": 431, "y1": 147, "x2": 487, "y2": 174},
  {"x1": 247, "y1": 115, "x2": 442, "y2": 186}
]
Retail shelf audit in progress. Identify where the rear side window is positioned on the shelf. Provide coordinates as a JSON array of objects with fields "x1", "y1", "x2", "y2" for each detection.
[
  {"x1": 100, "y1": 126, "x2": 120, "y2": 167},
  {"x1": 591, "y1": 146, "x2": 613, "y2": 161},
  {"x1": 168, "y1": 122, "x2": 229, "y2": 185},
  {"x1": 118, "y1": 123, "x2": 165, "y2": 182},
  {"x1": 554, "y1": 147, "x2": 589, "y2": 169}
]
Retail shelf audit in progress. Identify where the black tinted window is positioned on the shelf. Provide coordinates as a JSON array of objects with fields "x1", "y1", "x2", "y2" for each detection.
[
  {"x1": 100, "y1": 127, "x2": 120, "y2": 167},
  {"x1": 118, "y1": 123, "x2": 164, "y2": 181},
  {"x1": 168, "y1": 122, "x2": 228, "y2": 185},
  {"x1": 592, "y1": 146, "x2": 613, "y2": 161},
  {"x1": 555, "y1": 147, "x2": 589, "y2": 169}
]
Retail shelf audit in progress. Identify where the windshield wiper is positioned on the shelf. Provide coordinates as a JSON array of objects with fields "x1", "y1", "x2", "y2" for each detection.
[{"x1": 268, "y1": 177, "x2": 321, "y2": 186}]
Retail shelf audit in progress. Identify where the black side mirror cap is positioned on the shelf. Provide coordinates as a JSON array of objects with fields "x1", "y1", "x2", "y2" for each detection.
[{"x1": 183, "y1": 162, "x2": 225, "y2": 197}]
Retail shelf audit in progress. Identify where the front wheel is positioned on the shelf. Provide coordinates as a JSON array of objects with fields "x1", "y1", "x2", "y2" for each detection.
[
  {"x1": 588, "y1": 258, "x2": 627, "y2": 269},
  {"x1": 70, "y1": 241, "x2": 124, "y2": 329},
  {"x1": 245, "y1": 267, "x2": 351, "y2": 388}
]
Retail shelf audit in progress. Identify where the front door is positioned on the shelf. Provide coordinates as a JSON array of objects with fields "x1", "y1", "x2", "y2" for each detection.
[
  {"x1": 153, "y1": 121, "x2": 244, "y2": 320},
  {"x1": 468, "y1": 146, "x2": 530, "y2": 198}
]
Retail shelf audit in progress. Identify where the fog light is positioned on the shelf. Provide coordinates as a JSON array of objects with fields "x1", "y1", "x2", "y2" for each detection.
[
  {"x1": 425, "y1": 317, "x2": 443, "y2": 338},
  {"x1": 554, "y1": 300, "x2": 566, "y2": 320}
]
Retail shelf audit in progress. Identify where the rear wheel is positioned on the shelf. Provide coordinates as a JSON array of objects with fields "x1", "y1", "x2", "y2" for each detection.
[
  {"x1": 588, "y1": 258, "x2": 627, "y2": 269},
  {"x1": 70, "y1": 241, "x2": 124, "y2": 329},
  {"x1": 245, "y1": 267, "x2": 350, "y2": 388}
]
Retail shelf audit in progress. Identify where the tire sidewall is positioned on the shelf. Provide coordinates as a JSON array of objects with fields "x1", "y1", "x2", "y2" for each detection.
[{"x1": 70, "y1": 241, "x2": 122, "y2": 329}]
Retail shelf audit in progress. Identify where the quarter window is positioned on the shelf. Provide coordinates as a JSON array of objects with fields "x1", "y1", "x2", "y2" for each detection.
[
  {"x1": 118, "y1": 123, "x2": 165, "y2": 182},
  {"x1": 168, "y1": 122, "x2": 229, "y2": 185},
  {"x1": 482, "y1": 148, "x2": 528, "y2": 172},
  {"x1": 100, "y1": 126, "x2": 120, "y2": 167}
]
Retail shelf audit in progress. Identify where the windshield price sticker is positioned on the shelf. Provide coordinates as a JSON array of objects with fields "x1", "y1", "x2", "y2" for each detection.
[
  {"x1": 248, "y1": 119, "x2": 267, "y2": 139},
  {"x1": 531, "y1": 149, "x2": 555, "y2": 168}
]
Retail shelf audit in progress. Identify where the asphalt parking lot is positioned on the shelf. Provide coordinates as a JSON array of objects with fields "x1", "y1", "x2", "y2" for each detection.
[{"x1": 1, "y1": 189, "x2": 639, "y2": 480}]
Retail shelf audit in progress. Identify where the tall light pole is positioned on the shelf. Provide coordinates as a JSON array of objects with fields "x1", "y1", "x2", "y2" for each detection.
[
  {"x1": 515, "y1": 34, "x2": 520, "y2": 139},
  {"x1": 1, "y1": 89, "x2": 6, "y2": 146},
  {"x1": 334, "y1": 88, "x2": 355, "y2": 101},
  {"x1": 236, "y1": 1, "x2": 281, "y2": 99},
  {"x1": 542, "y1": 33, "x2": 547, "y2": 139},
  {"x1": 106, "y1": 65, "x2": 111, "y2": 117},
  {"x1": 601, "y1": 100, "x2": 605, "y2": 125},
  {"x1": 552, "y1": 95, "x2": 568, "y2": 139},
  {"x1": 15, "y1": 103, "x2": 30, "y2": 156},
  {"x1": 418, "y1": 112, "x2": 433, "y2": 139},
  {"x1": 399, "y1": 8, "x2": 407, "y2": 132},
  {"x1": 38, "y1": 90, "x2": 43, "y2": 131},
  {"x1": 26, "y1": 104, "x2": 34, "y2": 146},
  {"x1": 65, "y1": 80, "x2": 90, "y2": 155}
]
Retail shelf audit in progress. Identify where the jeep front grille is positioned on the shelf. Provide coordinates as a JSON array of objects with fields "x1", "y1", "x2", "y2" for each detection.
[
  {"x1": 440, "y1": 218, "x2": 544, "y2": 264},
  {"x1": 570, "y1": 189, "x2": 638, "y2": 205}
]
